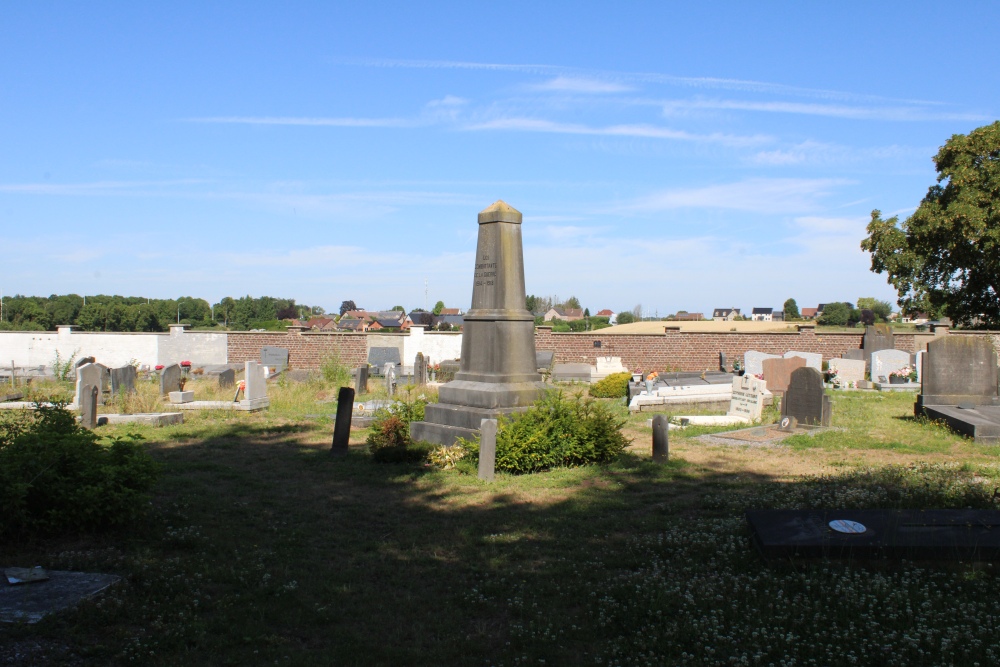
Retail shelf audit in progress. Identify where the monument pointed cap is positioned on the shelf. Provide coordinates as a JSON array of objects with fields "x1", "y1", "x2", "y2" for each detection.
[{"x1": 478, "y1": 200, "x2": 522, "y2": 224}]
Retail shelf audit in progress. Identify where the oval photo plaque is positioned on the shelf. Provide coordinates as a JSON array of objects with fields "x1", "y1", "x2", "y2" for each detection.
[{"x1": 829, "y1": 519, "x2": 866, "y2": 534}]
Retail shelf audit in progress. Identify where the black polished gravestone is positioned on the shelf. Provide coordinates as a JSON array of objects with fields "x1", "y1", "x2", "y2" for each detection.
[
  {"x1": 746, "y1": 509, "x2": 1000, "y2": 560},
  {"x1": 260, "y1": 346, "x2": 289, "y2": 372},
  {"x1": 331, "y1": 386, "x2": 355, "y2": 456},
  {"x1": 781, "y1": 367, "x2": 831, "y2": 427},
  {"x1": 367, "y1": 347, "x2": 401, "y2": 374}
]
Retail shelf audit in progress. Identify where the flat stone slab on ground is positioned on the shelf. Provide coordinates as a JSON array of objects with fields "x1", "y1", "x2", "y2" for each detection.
[
  {"x1": 0, "y1": 570, "x2": 122, "y2": 623},
  {"x1": 696, "y1": 423, "x2": 827, "y2": 446},
  {"x1": 873, "y1": 381, "x2": 921, "y2": 392},
  {"x1": 97, "y1": 412, "x2": 184, "y2": 426},
  {"x1": 552, "y1": 363, "x2": 593, "y2": 382},
  {"x1": 923, "y1": 404, "x2": 1000, "y2": 443},
  {"x1": 746, "y1": 509, "x2": 1000, "y2": 560},
  {"x1": 1, "y1": 393, "x2": 24, "y2": 402},
  {"x1": 173, "y1": 399, "x2": 270, "y2": 412}
]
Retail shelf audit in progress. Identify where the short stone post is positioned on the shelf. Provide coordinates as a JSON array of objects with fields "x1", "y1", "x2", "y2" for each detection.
[
  {"x1": 652, "y1": 414, "x2": 669, "y2": 463},
  {"x1": 355, "y1": 366, "x2": 369, "y2": 394},
  {"x1": 478, "y1": 418, "x2": 498, "y2": 482},
  {"x1": 414, "y1": 352, "x2": 427, "y2": 385},
  {"x1": 331, "y1": 386, "x2": 355, "y2": 456},
  {"x1": 386, "y1": 366, "x2": 396, "y2": 396},
  {"x1": 80, "y1": 385, "x2": 98, "y2": 430}
]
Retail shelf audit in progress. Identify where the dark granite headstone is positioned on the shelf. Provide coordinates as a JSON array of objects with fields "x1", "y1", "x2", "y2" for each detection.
[
  {"x1": 719, "y1": 351, "x2": 727, "y2": 372},
  {"x1": 652, "y1": 414, "x2": 669, "y2": 463},
  {"x1": 159, "y1": 364, "x2": 182, "y2": 396},
  {"x1": 782, "y1": 367, "x2": 831, "y2": 426},
  {"x1": 747, "y1": 509, "x2": 1000, "y2": 560},
  {"x1": 80, "y1": 385, "x2": 98, "y2": 429},
  {"x1": 916, "y1": 336, "x2": 999, "y2": 411},
  {"x1": 110, "y1": 365, "x2": 136, "y2": 397},
  {"x1": 219, "y1": 369, "x2": 236, "y2": 389},
  {"x1": 841, "y1": 349, "x2": 865, "y2": 362},
  {"x1": 331, "y1": 386, "x2": 355, "y2": 456},
  {"x1": 762, "y1": 356, "x2": 807, "y2": 395},
  {"x1": 260, "y1": 346, "x2": 289, "y2": 372},
  {"x1": 355, "y1": 366, "x2": 369, "y2": 394},
  {"x1": 367, "y1": 347, "x2": 401, "y2": 372},
  {"x1": 862, "y1": 324, "x2": 894, "y2": 370}
]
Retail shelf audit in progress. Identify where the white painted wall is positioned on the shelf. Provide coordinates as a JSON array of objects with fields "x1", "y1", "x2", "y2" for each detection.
[
  {"x1": 0, "y1": 325, "x2": 227, "y2": 370},
  {"x1": 403, "y1": 326, "x2": 462, "y2": 367}
]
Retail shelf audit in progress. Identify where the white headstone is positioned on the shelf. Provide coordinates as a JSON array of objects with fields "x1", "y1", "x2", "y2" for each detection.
[
  {"x1": 75, "y1": 363, "x2": 106, "y2": 406},
  {"x1": 783, "y1": 350, "x2": 822, "y2": 372},
  {"x1": 244, "y1": 361, "x2": 267, "y2": 401},
  {"x1": 744, "y1": 350, "x2": 781, "y2": 376},
  {"x1": 728, "y1": 375, "x2": 767, "y2": 421},
  {"x1": 828, "y1": 358, "x2": 865, "y2": 384},
  {"x1": 871, "y1": 349, "x2": 910, "y2": 381}
]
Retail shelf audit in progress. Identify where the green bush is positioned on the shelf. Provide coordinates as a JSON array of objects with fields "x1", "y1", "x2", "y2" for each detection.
[
  {"x1": 367, "y1": 391, "x2": 430, "y2": 463},
  {"x1": 459, "y1": 391, "x2": 631, "y2": 474},
  {"x1": 0, "y1": 404, "x2": 159, "y2": 538},
  {"x1": 319, "y1": 350, "x2": 352, "y2": 387},
  {"x1": 590, "y1": 372, "x2": 631, "y2": 398}
]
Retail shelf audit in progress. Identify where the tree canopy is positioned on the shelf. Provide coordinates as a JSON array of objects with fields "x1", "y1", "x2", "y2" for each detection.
[
  {"x1": 861, "y1": 121, "x2": 1000, "y2": 327},
  {"x1": 783, "y1": 298, "x2": 800, "y2": 320}
]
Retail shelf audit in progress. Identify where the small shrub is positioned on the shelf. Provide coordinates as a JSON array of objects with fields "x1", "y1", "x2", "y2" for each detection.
[
  {"x1": 320, "y1": 350, "x2": 352, "y2": 388},
  {"x1": 427, "y1": 444, "x2": 466, "y2": 469},
  {"x1": 0, "y1": 403, "x2": 159, "y2": 538},
  {"x1": 52, "y1": 349, "x2": 79, "y2": 381},
  {"x1": 590, "y1": 372, "x2": 631, "y2": 398},
  {"x1": 367, "y1": 389, "x2": 431, "y2": 463},
  {"x1": 460, "y1": 391, "x2": 631, "y2": 474}
]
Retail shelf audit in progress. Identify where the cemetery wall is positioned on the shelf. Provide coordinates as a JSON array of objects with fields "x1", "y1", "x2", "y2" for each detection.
[
  {"x1": 0, "y1": 326, "x2": 227, "y2": 369},
  {"x1": 226, "y1": 331, "x2": 368, "y2": 369},
  {"x1": 534, "y1": 327, "x2": 926, "y2": 372},
  {"x1": 403, "y1": 327, "x2": 463, "y2": 366}
]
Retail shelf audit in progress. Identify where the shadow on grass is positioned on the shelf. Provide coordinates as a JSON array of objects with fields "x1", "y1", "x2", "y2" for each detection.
[{"x1": 3, "y1": 420, "x2": 999, "y2": 666}]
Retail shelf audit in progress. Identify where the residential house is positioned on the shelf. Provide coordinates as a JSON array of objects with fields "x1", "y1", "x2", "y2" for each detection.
[
  {"x1": 438, "y1": 308, "x2": 461, "y2": 316},
  {"x1": 543, "y1": 308, "x2": 584, "y2": 322},
  {"x1": 305, "y1": 317, "x2": 337, "y2": 331},
  {"x1": 594, "y1": 308, "x2": 617, "y2": 324},
  {"x1": 434, "y1": 314, "x2": 464, "y2": 330},
  {"x1": 712, "y1": 308, "x2": 740, "y2": 321},
  {"x1": 675, "y1": 312, "x2": 703, "y2": 321},
  {"x1": 408, "y1": 311, "x2": 435, "y2": 327},
  {"x1": 337, "y1": 317, "x2": 367, "y2": 332},
  {"x1": 751, "y1": 307, "x2": 773, "y2": 322},
  {"x1": 800, "y1": 307, "x2": 818, "y2": 320}
]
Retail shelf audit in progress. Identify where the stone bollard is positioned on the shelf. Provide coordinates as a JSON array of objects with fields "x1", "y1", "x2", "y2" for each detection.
[
  {"x1": 478, "y1": 418, "x2": 498, "y2": 482},
  {"x1": 331, "y1": 386, "x2": 355, "y2": 456},
  {"x1": 355, "y1": 366, "x2": 369, "y2": 395},
  {"x1": 652, "y1": 414, "x2": 668, "y2": 463}
]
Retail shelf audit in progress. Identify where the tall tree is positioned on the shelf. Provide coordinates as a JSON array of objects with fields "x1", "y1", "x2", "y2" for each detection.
[
  {"x1": 432, "y1": 300, "x2": 445, "y2": 315},
  {"x1": 340, "y1": 300, "x2": 358, "y2": 316},
  {"x1": 861, "y1": 121, "x2": 1000, "y2": 327},
  {"x1": 783, "y1": 298, "x2": 800, "y2": 320}
]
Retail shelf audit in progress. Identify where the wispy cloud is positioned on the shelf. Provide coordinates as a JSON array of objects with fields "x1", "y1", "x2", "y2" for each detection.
[
  {"x1": 184, "y1": 116, "x2": 415, "y2": 127},
  {"x1": 622, "y1": 178, "x2": 848, "y2": 214},
  {"x1": 0, "y1": 179, "x2": 208, "y2": 195},
  {"x1": 750, "y1": 141, "x2": 918, "y2": 166},
  {"x1": 529, "y1": 76, "x2": 633, "y2": 94},
  {"x1": 793, "y1": 215, "x2": 867, "y2": 233},
  {"x1": 662, "y1": 98, "x2": 988, "y2": 122},
  {"x1": 462, "y1": 117, "x2": 770, "y2": 146}
]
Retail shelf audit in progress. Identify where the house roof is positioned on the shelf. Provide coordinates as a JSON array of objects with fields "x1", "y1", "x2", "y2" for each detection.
[
  {"x1": 752, "y1": 307, "x2": 773, "y2": 315},
  {"x1": 595, "y1": 309, "x2": 614, "y2": 317},
  {"x1": 801, "y1": 308, "x2": 817, "y2": 317},
  {"x1": 712, "y1": 308, "x2": 740, "y2": 317},
  {"x1": 434, "y1": 314, "x2": 464, "y2": 325},
  {"x1": 337, "y1": 318, "x2": 366, "y2": 331},
  {"x1": 307, "y1": 317, "x2": 336, "y2": 329},
  {"x1": 438, "y1": 308, "x2": 460, "y2": 315}
]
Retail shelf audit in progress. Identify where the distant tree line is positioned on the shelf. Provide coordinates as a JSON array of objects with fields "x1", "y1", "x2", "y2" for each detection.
[{"x1": 0, "y1": 294, "x2": 325, "y2": 332}]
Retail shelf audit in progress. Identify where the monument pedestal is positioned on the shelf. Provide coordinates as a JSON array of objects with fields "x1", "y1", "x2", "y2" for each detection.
[{"x1": 410, "y1": 201, "x2": 546, "y2": 447}]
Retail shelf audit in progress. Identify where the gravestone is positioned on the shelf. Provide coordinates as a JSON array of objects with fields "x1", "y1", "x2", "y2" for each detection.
[
  {"x1": 828, "y1": 358, "x2": 865, "y2": 385},
  {"x1": 110, "y1": 365, "x2": 136, "y2": 397},
  {"x1": 871, "y1": 349, "x2": 910, "y2": 382},
  {"x1": 552, "y1": 363, "x2": 593, "y2": 382},
  {"x1": 729, "y1": 375, "x2": 767, "y2": 421},
  {"x1": 331, "y1": 386, "x2": 355, "y2": 456},
  {"x1": 783, "y1": 350, "x2": 822, "y2": 372},
  {"x1": 782, "y1": 367, "x2": 831, "y2": 426},
  {"x1": 260, "y1": 346, "x2": 289, "y2": 372},
  {"x1": 243, "y1": 361, "x2": 268, "y2": 403},
  {"x1": 414, "y1": 352, "x2": 427, "y2": 385},
  {"x1": 368, "y1": 347, "x2": 401, "y2": 373},
  {"x1": 593, "y1": 356, "x2": 627, "y2": 380},
  {"x1": 762, "y1": 356, "x2": 807, "y2": 395},
  {"x1": 219, "y1": 369, "x2": 236, "y2": 389},
  {"x1": 842, "y1": 349, "x2": 865, "y2": 362},
  {"x1": 719, "y1": 351, "x2": 727, "y2": 372},
  {"x1": 355, "y1": 366, "x2": 369, "y2": 394},
  {"x1": 75, "y1": 356, "x2": 96, "y2": 368},
  {"x1": 385, "y1": 365, "x2": 396, "y2": 396},
  {"x1": 75, "y1": 363, "x2": 106, "y2": 406},
  {"x1": 411, "y1": 201, "x2": 546, "y2": 446},
  {"x1": 862, "y1": 325, "x2": 895, "y2": 369},
  {"x1": 536, "y1": 350, "x2": 555, "y2": 373},
  {"x1": 651, "y1": 414, "x2": 669, "y2": 463},
  {"x1": 159, "y1": 364, "x2": 182, "y2": 396},
  {"x1": 478, "y1": 418, "x2": 498, "y2": 481},
  {"x1": 80, "y1": 385, "x2": 98, "y2": 429},
  {"x1": 744, "y1": 350, "x2": 781, "y2": 377},
  {"x1": 915, "y1": 350, "x2": 925, "y2": 384},
  {"x1": 916, "y1": 336, "x2": 999, "y2": 411}
]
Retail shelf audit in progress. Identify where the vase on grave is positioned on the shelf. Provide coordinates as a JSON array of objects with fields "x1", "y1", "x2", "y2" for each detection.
[
  {"x1": 889, "y1": 375, "x2": 905, "y2": 384},
  {"x1": 410, "y1": 201, "x2": 546, "y2": 446}
]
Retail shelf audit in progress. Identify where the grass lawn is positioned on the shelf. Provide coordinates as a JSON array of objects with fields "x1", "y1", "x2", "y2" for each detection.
[{"x1": 3, "y1": 380, "x2": 1000, "y2": 666}]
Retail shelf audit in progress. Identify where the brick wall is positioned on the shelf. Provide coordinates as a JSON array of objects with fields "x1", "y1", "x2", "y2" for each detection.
[
  {"x1": 227, "y1": 331, "x2": 367, "y2": 369},
  {"x1": 226, "y1": 327, "x2": 934, "y2": 373}
]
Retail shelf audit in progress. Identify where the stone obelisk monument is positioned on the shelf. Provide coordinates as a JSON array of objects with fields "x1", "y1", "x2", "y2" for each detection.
[{"x1": 410, "y1": 201, "x2": 546, "y2": 446}]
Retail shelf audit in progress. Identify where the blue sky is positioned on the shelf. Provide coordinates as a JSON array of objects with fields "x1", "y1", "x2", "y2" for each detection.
[{"x1": 2, "y1": 3, "x2": 997, "y2": 316}]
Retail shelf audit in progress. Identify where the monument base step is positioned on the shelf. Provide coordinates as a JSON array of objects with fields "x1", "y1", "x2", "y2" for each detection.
[{"x1": 409, "y1": 421, "x2": 479, "y2": 447}]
